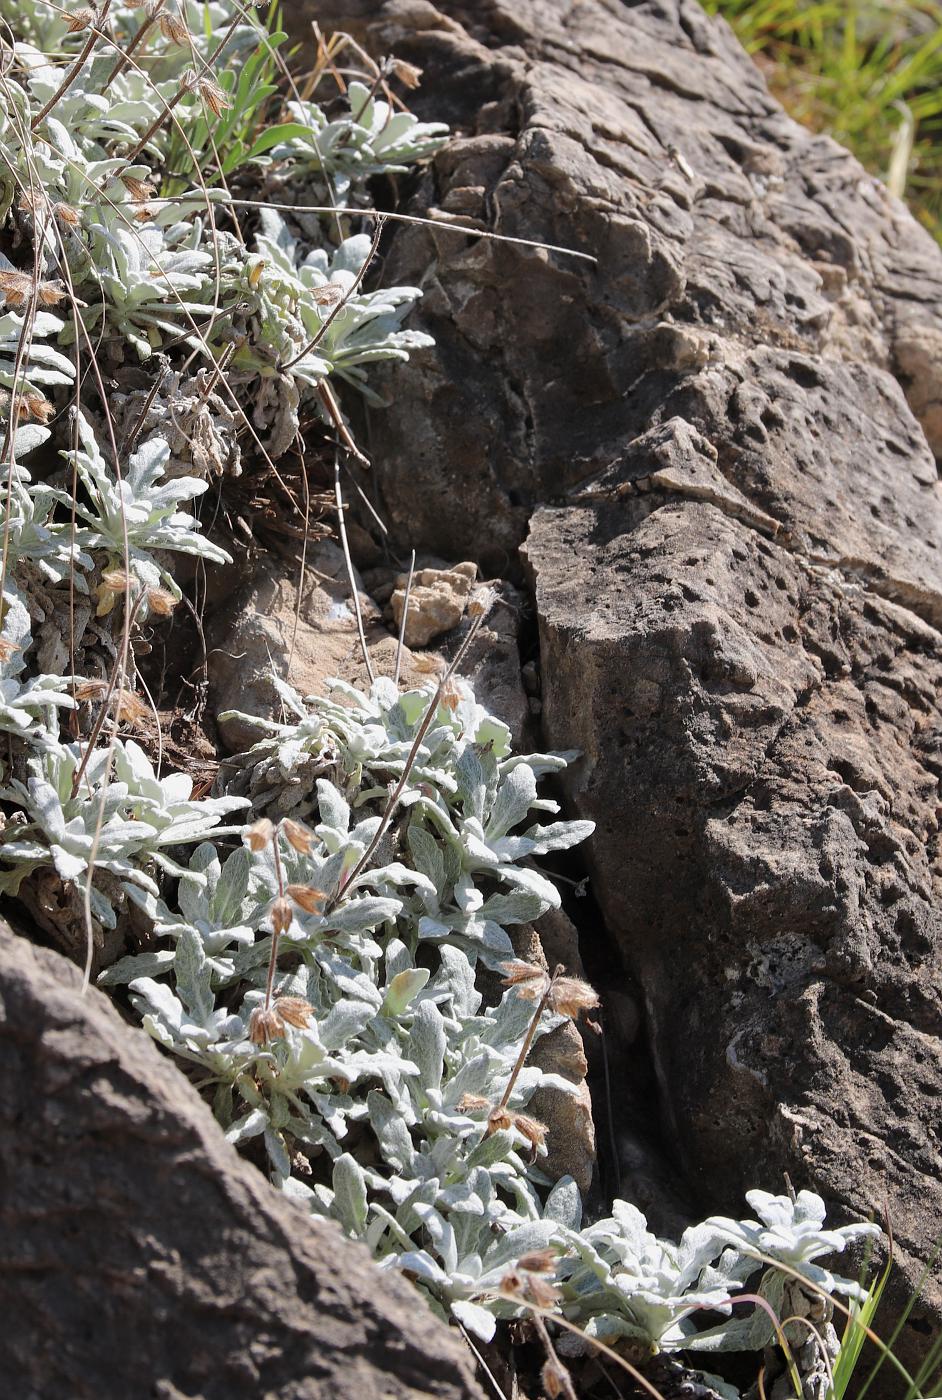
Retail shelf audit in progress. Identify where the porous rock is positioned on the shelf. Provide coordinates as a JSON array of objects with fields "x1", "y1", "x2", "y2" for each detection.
[
  {"x1": 391, "y1": 560, "x2": 477, "y2": 646},
  {"x1": 311, "y1": 0, "x2": 942, "y2": 578},
  {"x1": 206, "y1": 541, "x2": 453, "y2": 751},
  {"x1": 0, "y1": 922, "x2": 483, "y2": 1400}
]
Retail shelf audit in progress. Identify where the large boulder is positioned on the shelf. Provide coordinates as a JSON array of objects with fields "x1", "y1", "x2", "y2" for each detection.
[
  {"x1": 0, "y1": 923, "x2": 483, "y2": 1400},
  {"x1": 305, "y1": 0, "x2": 942, "y2": 1383},
  {"x1": 309, "y1": 0, "x2": 942, "y2": 574}
]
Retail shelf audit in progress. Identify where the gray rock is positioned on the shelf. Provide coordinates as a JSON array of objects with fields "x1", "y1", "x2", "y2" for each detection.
[
  {"x1": 524, "y1": 480, "x2": 942, "y2": 1383},
  {"x1": 0, "y1": 922, "x2": 483, "y2": 1400},
  {"x1": 308, "y1": 0, "x2": 942, "y2": 577}
]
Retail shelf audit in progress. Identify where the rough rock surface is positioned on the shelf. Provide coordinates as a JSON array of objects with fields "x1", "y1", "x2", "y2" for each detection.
[
  {"x1": 313, "y1": 0, "x2": 942, "y2": 575},
  {"x1": 310, "y1": 0, "x2": 942, "y2": 1376},
  {"x1": 0, "y1": 923, "x2": 483, "y2": 1400},
  {"x1": 391, "y1": 560, "x2": 478, "y2": 646}
]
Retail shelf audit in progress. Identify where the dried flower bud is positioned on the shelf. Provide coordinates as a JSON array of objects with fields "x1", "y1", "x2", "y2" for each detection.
[
  {"x1": 0, "y1": 271, "x2": 34, "y2": 309},
  {"x1": 500, "y1": 959, "x2": 550, "y2": 1000},
  {"x1": 66, "y1": 7, "x2": 96, "y2": 32},
  {"x1": 498, "y1": 1268, "x2": 524, "y2": 1298},
  {"x1": 510, "y1": 1112, "x2": 546, "y2": 1152},
  {"x1": 486, "y1": 1106, "x2": 512, "y2": 1136},
  {"x1": 467, "y1": 586, "x2": 496, "y2": 620},
  {"x1": 391, "y1": 58, "x2": 423, "y2": 89},
  {"x1": 73, "y1": 679, "x2": 148, "y2": 723},
  {"x1": 158, "y1": 11, "x2": 189, "y2": 44},
  {"x1": 16, "y1": 390, "x2": 54, "y2": 423},
  {"x1": 456, "y1": 1093, "x2": 490, "y2": 1113},
  {"x1": 287, "y1": 883, "x2": 326, "y2": 914},
  {"x1": 100, "y1": 568, "x2": 132, "y2": 593},
  {"x1": 310, "y1": 281, "x2": 345, "y2": 308},
  {"x1": 54, "y1": 202, "x2": 80, "y2": 226},
  {"x1": 18, "y1": 190, "x2": 41, "y2": 216},
  {"x1": 196, "y1": 74, "x2": 231, "y2": 116},
  {"x1": 36, "y1": 280, "x2": 65, "y2": 307},
  {"x1": 274, "y1": 995, "x2": 314, "y2": 1029},
  {"x1": 243, "y1": 817, "x2": 274, "y2": 852},
  {"x1": 249, "y1": 1005, "x2": 285, "y2": 1044},
  {"x1": 281, "y1": 818, "x2": 314, "y2": 854},
  {"x1": 440, "y1": 677, "x2": 462, "y2": 712},
  {"x1": 541, "y1": 1360, "x2": 566, "y2": 1399},
  {"x1": 145, "y1": 586, "x2": 178, "y2": 616},
  {"x1": 271, "y1": 895, "x2": 293, "y2": 936},
  {"x1": 121, "y1": 175, "x2": 156, "y2": 202},
  {"x1": 547, "y1": 976, "x2": 599, "y2": 1020},
  {"x1": 524, "y1": 1273, "x2": 561, "y2": 1308},
  {"x1": 132, "y1": 203, "x2": 158, "y2": 223},
  {"x1": 247, "y1": 258, "x2": 265, "y2": 289},
  {"x1": 517, "y1": 1248, "x2": 558, "y2": 1274}
]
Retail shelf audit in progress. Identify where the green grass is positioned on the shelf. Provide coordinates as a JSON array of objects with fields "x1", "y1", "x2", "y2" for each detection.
[{"x1": 703, "y1": 0, "x2": 942, "y2": 242}]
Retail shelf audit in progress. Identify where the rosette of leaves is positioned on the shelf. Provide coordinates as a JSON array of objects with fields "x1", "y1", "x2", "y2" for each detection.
[
  {"x1": 271, "y1": 80, "x2": 448, "y2": 202},
  {"x1": 65, "y1": 412, "x2": 231, "y2": 611},
  {"x1": 0, "y1": 735, "x2": 247, "y2": 926}
]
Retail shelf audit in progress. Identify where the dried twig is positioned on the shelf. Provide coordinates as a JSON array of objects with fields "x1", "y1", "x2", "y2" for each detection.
[{"x1": 394, "y1": 549, "x2": 415, "y2": 687}]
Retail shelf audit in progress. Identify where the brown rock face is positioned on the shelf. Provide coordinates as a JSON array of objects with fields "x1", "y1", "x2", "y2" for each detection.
[
  {"x1": 309, "y1": 0, "x2": 942, "y2": 576},
  {"x1": 303, "y1": 0, "x2": 942, "y2": 1381},
  {"x1": 0, "y1": 923, "x2": 483, "y2": 1400}
]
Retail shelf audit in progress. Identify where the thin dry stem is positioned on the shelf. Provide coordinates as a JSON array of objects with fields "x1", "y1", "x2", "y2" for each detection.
[
  {"x1": 334, "y1": 453, "x2": 375, "y2": 686},
  {"x1": 394, "y1": 549, "x2": 415, "y2": 686}
]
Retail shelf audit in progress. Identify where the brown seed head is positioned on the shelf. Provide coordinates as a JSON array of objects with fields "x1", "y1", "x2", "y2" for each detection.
[
  {"x1": 145, "y1": 586, "x2": 178, "y2": 616},
  {"x1": 36, "y1": 280, "x2": 65, "y2": 307},
  {"x1": 541, "y1": 1358, "x2": 569, "y2": 1398},
  {"x1": 54, "y1": 202, "x2": 81, "y2": 226},
  {"x1": 440, "y1": 677, "x2": 462, "y2": 712},
  {"x1": 66, "y1": 7, "x2": 96, "y2": 32},
  {"x1": 196, "y1": 74, "x2": 231, "y2": 116},
  {"x1": 310, "y1": 281, "x2": 345, "y2": 308},
  {"x1": 510, "y1": 1112, "x2": 547, "y2": 1152},
  {"x1": 244, "y1": 817, "x2": 274, "y2": 852},
  {"x1": 271, "y1": 895, "x2": 294, "y2": 936},
  {"x1": 248, "y1": 1005, "x2": 285, "y2": 1044},
  {"x1": 486, "y1": 1106, "x2": 513, "y2": 1136},
  {"x1": 500, "y1": 959, "x2": 550, "y2": 1000},
  {"x1": 391, "y1": 58, "x2": 423, "y2": 89},
  {"x1": 158, "y1": 11, "x2": 189, "y2": 43},
  {"x1": 281, "y1": 818, "x2": 314, "y2": 854},
  {"x1": 16, "y1": 390, "x2": 54, "y2": 423},
  {"x1": 0, "y1": 271, "x2": 34, "y2": 309},
  {"x1": 287, "y1": 883, "x2": 326, "y2": 914},
  {"x1": 517, "y1": 1248, "x2": 558, "y2": 1274},
  {"x1": 547, "y1": 976, "x2": 599, "y2": 1020},
  {"x1": 100, "y1": 568, "x2": 132, "y2": 593},
  {"x1": 467, "y1": 586, "x2": 496, "y2": 620},
  {"x1": 274, "y1": 995, "x2": 314, "y2": 1029},
  {"x1": 121, "y1": 175, "x2": 156, "y2": 202},
  {"x1": 74, "y1": 679, "x2": 148, "y2": 723},
  {"x1": 456, "y1": 1093, "x2": 490, "y2": 1114}
]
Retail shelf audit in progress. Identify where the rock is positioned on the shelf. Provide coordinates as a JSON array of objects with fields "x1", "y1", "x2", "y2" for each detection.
[
  {"x1": 311, "y1": 0, "x2": 942, "y2": 577},
  {"x1": 391, "y1": 561, "x2": 478, "y2": 646},
  {"x1": 503, "y1": 923, "x2": 596, "y2": 1195},
  {"x1": 206, "y1": 541, "x2": 438, "y2": 751},
  {"x1": 0, "y1": 923, "x2": 483, "y2": 1400},
  {"x1": 524, "y1": 470, "x2": 942, "y2": 1379}
]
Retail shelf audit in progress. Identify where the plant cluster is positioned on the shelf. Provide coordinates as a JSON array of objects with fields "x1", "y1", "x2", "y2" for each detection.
[
  {"x1": 705, "y1": 0, "x2": 942, "y2": 240},
  {"x1": 0, "y1": 4, "x2": 897, "y2": 1397}
]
